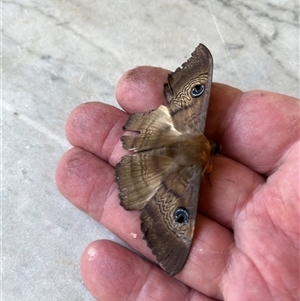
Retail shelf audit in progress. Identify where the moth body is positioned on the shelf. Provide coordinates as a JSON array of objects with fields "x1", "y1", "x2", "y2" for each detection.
[{"x1": 165, "y1": 133, "x2": 212, "y2": 168}]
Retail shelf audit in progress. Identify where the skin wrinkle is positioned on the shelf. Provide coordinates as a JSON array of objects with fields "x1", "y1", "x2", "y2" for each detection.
[
  {"x1": 100, "y1": 111, "x2": 124, "y2": 165},
  {"x1": 237, "y1": 248, "x2": 272, "y2": 298},
  {"x1": 218, "y1": 241, "x2": 234, "y2": 298},
  {"x1": 245, "y1": 170, "x2": 265, "y2": 209},
  {"x1": 267, "y1": 251, "x2": 297, "y2": 298},
  {"x1": 280, "y1": 141, "x2": 299, "y2": 173},
  {"x1": 87, "y1": 168, "x2": 105, "y2": 221},
  {"x1": 107, "y1": 113, "x2": 129, "y2": 166},
  {"x1": 277, "y1": 171, "x2": 300, "y2": 241},
  {"x1": 65, "y1": 154, "x2": 82, "y2": 183},
  {"x1": 69, "y1": 104, "x2": 92, "y2": 141},
  {"x1": 127, "y1": 257, "x2": 207, "y2": 301},
  {"x1": 265, "y1": 167, "x2": 298, "y2": 234},
  {"x1": 212, "y1": 242, "x2": 235, "y2": 300},
  {"x1": 222, "y1": 158, "x2": 264, "y2": 232},
  {"x1": 187, "y1": 288, "x2": 207, "y2": 301},
  {"x1": 66, "y1": 150, "x2": 93, "y2": 193},
  {"x1": 263, "y1": 249, "x2": 292, "y2": 298},
  {"x1": 237, "y1": 170, "x2": 257, "y2": 213},
  {"x1": 136, "y1": 270, "x2": 153, "y2": 300},
  {"x1": 201, "y1": 158, "x2": 238, "y2": 228},
  {"x1": 134, "y1": 266, "x2": 159, "y2": 301},
  {"x1": 214, "y1": 91, "x2": 241, "y2": 148},
  {"x1": 185, "y1": 289, "x2": 207, "y2": 301}
]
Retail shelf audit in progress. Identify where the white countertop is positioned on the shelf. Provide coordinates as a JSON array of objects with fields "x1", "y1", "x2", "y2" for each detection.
[{"x1": 3, "y1": 0, "x2": 299, "y2": 300}]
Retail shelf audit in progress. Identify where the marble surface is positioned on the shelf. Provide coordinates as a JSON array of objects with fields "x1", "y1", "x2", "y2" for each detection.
[{"x1": 3, "y1": 0, "x2": 299, "y2": 300}]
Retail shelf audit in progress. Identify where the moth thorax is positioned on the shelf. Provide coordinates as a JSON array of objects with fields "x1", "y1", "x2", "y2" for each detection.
[{"x1": 174, "y1": 134, "x2": 212, "y2": 167}]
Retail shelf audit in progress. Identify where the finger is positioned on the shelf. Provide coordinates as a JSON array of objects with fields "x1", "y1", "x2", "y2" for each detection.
[
  {"x1": 56, "y1": 147, "x2": 233, "y2": 298},
  {"x1": 80, "y1": 240, "x2": 217, "y2": 301},
  {"x1": 208, "y1": 86, "x2": 300, "y2": 174},
  {"x1": 65, "y1": 102, "x2": 128, "y2": 166},
  {"x1": 116, "y1": 66, "x2": 170, "y2": 113}
]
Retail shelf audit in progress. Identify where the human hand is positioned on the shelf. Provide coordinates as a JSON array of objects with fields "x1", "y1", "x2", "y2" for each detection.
[{"x1": 56, "y1": 66, "x2": 299, "y2": 301}]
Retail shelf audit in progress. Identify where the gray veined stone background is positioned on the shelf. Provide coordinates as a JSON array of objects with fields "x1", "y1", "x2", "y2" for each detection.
[{"x1": 2, "y1": 0, "x2": 299, "y2": 300}]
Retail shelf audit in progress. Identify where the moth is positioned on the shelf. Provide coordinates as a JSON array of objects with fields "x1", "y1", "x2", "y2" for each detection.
[{"x1": 116, "y1": 44, "x2": 217, "y2": 276}]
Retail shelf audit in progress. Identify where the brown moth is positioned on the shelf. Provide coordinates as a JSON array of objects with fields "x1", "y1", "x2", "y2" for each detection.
[{"x1": 116, "y1": 44, "x2": 216, "y2": 276}]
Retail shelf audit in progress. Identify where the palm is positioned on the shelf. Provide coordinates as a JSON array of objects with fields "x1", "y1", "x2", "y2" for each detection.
[
  {"x1": 56, "y1": 66, "x2": 299, "y2": 301},
  {"x1": 223, "y1": 172, "x2": 299, "y2": 300}
]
